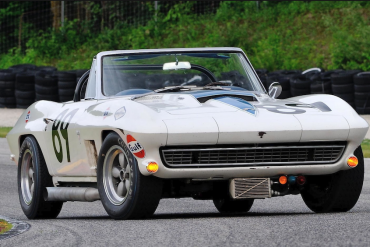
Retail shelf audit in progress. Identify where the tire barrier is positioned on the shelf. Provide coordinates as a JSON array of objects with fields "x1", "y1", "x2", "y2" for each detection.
[{"x1": 1, "y1": 64, "x2": 370, "y2": 115}]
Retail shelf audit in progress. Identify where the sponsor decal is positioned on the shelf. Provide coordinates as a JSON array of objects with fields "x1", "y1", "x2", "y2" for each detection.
[
  {"x1": 127, "y1": 135, "x2": 145, "y2": 158},
  {"x1": 25, "y1": 111, "x2": 30, "y2": 123},
  {"x1": 103, "y1": 107, "x2": 110, "y2": 119},
  {"x1": 114, "y1": 107, "x2": 126, "y2": 120}
]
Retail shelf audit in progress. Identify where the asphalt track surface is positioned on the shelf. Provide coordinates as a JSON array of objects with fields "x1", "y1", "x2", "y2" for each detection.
[{"x1": 1, "y1": 138, "x2": 370, "y2": 247}]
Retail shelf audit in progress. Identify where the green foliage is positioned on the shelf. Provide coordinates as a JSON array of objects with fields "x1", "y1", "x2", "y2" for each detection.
[{"x1": 1, "y1": 1, "x2": 370, "y2": 71}]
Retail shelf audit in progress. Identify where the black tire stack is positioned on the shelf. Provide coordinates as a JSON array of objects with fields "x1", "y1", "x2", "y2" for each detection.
[
  {"x1": 309, "y1": 70, "x2": 342, "y2": 94},
  {"x1": 354, "y1": 72, "x2": 370, "y2": 114},
  {"x1": 35, "y1": 72, "x2": 59, "y2": 102},
  {"x1": 0, "y1": 69, "x2": 16, "y2": 108},
  {"x1": 331, "y1": 70, "x2": 362, "y2": 108},
  {"x1": 57, "y1": 71, "x2": 77, "y2": 102},
  {"x1": 15, "y1": 72, "x2": 35, "y2": 108},
  {"x1": 255, "y1": 69, "x2": 269, "y2": 90}
]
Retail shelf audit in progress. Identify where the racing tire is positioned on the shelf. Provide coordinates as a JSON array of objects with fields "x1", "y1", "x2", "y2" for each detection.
[
  {"x1": 18, "y1": 136, "x2": 63, "y2": 219},
  {"x1": 15, "y1": 82, "x2": 34, "y2": 91},
  {"x1": 59, "y1": 95, "x2": 73, "y2": 102},
  {"x1": 58, "y1": 88, "x2": 75, "y2": 96},
  {"x1": 331, "y1": 70, "x2": 362, "y2": 85},
  {"x1": 291, "y1": 87, "x2": 311, "y2": 96},
  {"x1": 0, "y1": 69, "x2": 16, "y2": 81},
  {"x1": 354, "y1": 92, "x2": 370, "y2": 100},
  {"x1": 354, "y1": 72, "x2": 370, "y2": 85},
  {"x1": 36, "y1": 93, "x2": 59, "y2": 102},
  {"x1": 97, "y1": 132, "x2": 163, "y2": 220},
  {"x1": 58, "y1": 80, "x2": 77, "y2": 89},
  {"x1": 0, "y1": 89, "x2": 15, "y2": 97},
  {"x1": 35, "y1": 84, "x2": 58, "y2": 94},
  {"x1": 15, "y1": 90, "x2": 35, "y2": 99},
  {"x1": 301, "y1": 146, "x2": 364, "y2": 213}
]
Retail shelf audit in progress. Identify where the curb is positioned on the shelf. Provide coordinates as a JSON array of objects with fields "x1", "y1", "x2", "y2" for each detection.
[{"x1": 0, "y1": 215, "x2": 30, "y2": 241}]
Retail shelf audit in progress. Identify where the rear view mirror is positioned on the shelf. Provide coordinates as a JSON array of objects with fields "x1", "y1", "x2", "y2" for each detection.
[
  {"x1": 268, "y1": 82, "x2": 282, "y2": 99},
  {"x1": 163, "y1": 62, "x2": 191, "y2": 71}
]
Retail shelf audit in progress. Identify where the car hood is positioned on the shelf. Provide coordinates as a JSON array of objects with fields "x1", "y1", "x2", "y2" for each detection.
[{"x1": 132, "y1": 90, "x2": 360, "y2": 145}]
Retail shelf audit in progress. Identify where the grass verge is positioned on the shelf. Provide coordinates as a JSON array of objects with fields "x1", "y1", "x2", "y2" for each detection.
[
  {"x1": 0, "y1": 127, "x2": 12, "y2": 138},
  {"x1": 0, "y1": 219, "x2": 12, "y2": 235}
]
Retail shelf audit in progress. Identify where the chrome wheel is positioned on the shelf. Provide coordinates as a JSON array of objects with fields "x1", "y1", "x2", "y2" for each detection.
[
  {"x1": 103, "y1": 145, "x2": 131, "y2": 205},
  {"x1": 20, "y1": 150, "x2": 35, "y2": 205}
]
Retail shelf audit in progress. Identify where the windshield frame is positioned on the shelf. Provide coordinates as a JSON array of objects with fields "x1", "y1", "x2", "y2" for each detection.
[{"x1": 98, "y1": 48, "x2": 267, "y2": 99}]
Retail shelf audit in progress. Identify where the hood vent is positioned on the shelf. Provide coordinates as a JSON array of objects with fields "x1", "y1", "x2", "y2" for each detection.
[{"x1": 197, "y1": 94, "x2": 257, "y2": 103}]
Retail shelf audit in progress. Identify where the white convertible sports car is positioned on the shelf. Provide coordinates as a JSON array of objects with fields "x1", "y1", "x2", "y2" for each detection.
[{"x1": 7, "y1": 48, "x2": 368, "y2": 220}]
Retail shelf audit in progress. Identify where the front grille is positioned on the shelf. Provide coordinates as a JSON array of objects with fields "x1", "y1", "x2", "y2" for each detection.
[{"x1": 161, "y1": 143, "x2": 345, "y2": 168}]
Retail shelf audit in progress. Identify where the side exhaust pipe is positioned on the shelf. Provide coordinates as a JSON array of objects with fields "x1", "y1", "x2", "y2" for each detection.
[{"x1": 44, "y1": 187, "x2": 100, "y2": 202}]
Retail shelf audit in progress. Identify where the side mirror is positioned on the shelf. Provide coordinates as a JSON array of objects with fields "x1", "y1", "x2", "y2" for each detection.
[{"x1": 268, "y1": 82, "x2": 282, "y2": 99}]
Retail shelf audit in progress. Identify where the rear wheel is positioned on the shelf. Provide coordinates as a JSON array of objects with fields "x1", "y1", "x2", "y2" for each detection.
[
  {"x1": 301, "y1": 146, "x2": 364, "y2": 213},
  {"x1": 97, "y1": 132, "x2": 163, "y2": 220},
  {"x1": 18, "y1": 136, "x2": 63, "y2": 219}
]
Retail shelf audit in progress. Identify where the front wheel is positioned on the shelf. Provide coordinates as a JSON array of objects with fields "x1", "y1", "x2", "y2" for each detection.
[
  {"x1": 18, "y1": 136, "x2": 63, "y2": 219},
  {"x1": 301, "y1": 146, "x2": 364, "y2": 213},
  {"x1": 97, "y1": 132, "x2": 163, "y2": 220}
]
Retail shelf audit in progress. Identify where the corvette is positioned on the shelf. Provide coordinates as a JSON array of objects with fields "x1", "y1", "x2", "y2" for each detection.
[{"x1": 6, "y1": 47, "x2": 368, "y2": 219}]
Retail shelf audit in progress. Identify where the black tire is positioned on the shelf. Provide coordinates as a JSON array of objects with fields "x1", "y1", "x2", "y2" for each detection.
[
  {"x1": 15, "y1": 90, "x2": 35, "y2": 99},
  {"x1": 36, "y1": 93, "x2": 58, "y2": 101},
  {"x1": 0, "y1": 97, "x2": 16, "y2": 104},
  {"x1": 97, "y1": 132, "x2": 163, "y2": 220},
  {"x1": 354, "y1": 72, "x2": 370, "y2": 85},
  {"x1": 0, "y1": 89, "x2": 15, "y2": 97},
  {"x1": 290, "y1": 77, "x2": 311, "y2": 89},
  {"x1": 310, "y1": 80, "x2": 331, "y2": 93},
  {"x1": 18, "y1": 136, "x2": 63, "y2": 219},
  {"x1": 0, "y1": 104, "x2": 16, "y2": 108},
  {"x1": 35, "y1": 84, "x2": 58, "y2": 94},
  {"x1": 354, "y1": 92, "x2": 370, "y2": 100},
  {"x1": 354, "y1": 84, "x2": 370, "y2": 92},
  {"x1": 35, "y1": 72, "x2": 58, "y2": 87},
  {"x1": 16, "y1": 73, "x2": 35, "y2": 84},
  {"x1": 333, "y1": 93, "x2": 354, "y2": 102},
  {"x1": 15, "y1": 82, "x2": 34, "y2": 91},
  {"x1": 0, "y1": 80, "x2": 15, "y2": 89},
  {"x1": 356, "y1": 107, "x2": 370, "y2": 114},
  {"x1": 291, "y1": 87, "x2": 311, "y2": 96},
  {"x1": 57, "y1": 71, "x2": 76, "y2": 81},
  {"x1": 331, "y1": 70, "x2": 362, "y2": 85},
  {"x1": 301, "y1": 146, "x2": 364, "y2": 213},
  {"x1": 58, "y1": 80, "x2": 77, "y2": 89},
  {"x1": 16, "y1": 98, "x2": 35, "y2": 105},
  {"x1": 332, "y1": 84, "x2": 354, "y2": 94},
  {"x1": 0, "y1": 69, "x2": 16, "y2": 81},
  {"x1": 58, "y1": 88, "x2": 75, "y2": 96},
  {"x1": 17, "y1": 104, "x2": 32, "y2": 109},
  {"x1": 355, "y1": 99, "x2": 370, "y2": 108}
]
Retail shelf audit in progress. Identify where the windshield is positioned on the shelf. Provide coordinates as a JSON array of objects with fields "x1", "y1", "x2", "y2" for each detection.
[{"x1": 102, "y1": 52, "x2": 265, "y2": 96}]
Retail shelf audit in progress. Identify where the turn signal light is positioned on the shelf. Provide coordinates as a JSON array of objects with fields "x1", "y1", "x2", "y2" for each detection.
[
  {"x1": 297, "y1": 175, "x2": 306, "y2": 185},
  {"x1": 347, "y1": 156, "x2": 358, "y2": 168},
  {"x1": 279, "y1": 176, "x2": 287, "y2": 185},
  {"x1": 146, "y1": 162, "x2": 159, "y2": 173}
]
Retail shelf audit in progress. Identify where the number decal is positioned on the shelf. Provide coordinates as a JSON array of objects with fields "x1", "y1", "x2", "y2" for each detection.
[
  {"x1": 256, "y1": 105, "x2": 306, "y2": 114},
  {"x1": 52, "y1": 109, "x2": 78, "y2": 163}
]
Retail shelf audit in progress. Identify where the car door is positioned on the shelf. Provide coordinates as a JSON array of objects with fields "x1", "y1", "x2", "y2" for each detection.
[{"x1": 44, "y1": 59, "x2": 98, "y2": 176}]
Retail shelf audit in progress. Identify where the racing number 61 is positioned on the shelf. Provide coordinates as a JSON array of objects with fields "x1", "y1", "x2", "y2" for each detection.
[{"x1": 52, "y1": 109, "x2": 78, "y2": 163}]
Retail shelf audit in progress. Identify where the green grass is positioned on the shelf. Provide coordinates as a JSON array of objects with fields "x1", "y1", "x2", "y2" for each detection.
[
  {"x1": 0, "y1": 219, "x2": 12, "y2": 235},
  {"x1": 0, "y1": 127, "x2": 12, "y2": 138},
  {"x1": 361, "y1": 139, "x2": 370, "y2": 158}
]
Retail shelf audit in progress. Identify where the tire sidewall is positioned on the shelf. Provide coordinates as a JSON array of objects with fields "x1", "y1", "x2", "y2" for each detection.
[
  {"x1": 18, "y1": 136, "x2": 42, "y2": 218},
  {"x1": 97, "y1": 133, "x2": 140, "y2": 219}
]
